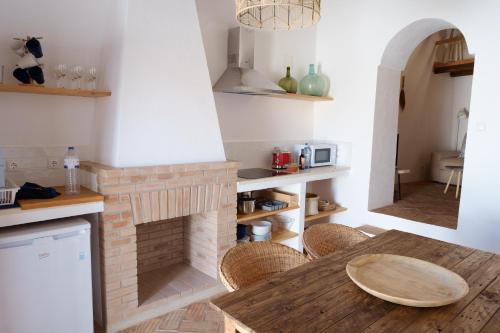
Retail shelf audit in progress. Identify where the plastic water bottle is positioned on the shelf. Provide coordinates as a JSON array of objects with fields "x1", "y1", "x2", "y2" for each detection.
[
  {"x1": 303, "y1": 143, "x2": 312, "y2": 169},
  {"x1": 64, "y1": 147, "x2": 80, "y2": 195}
]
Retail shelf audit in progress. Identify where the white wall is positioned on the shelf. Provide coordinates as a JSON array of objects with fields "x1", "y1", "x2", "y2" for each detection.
[
  {"x1": 1, "y1": 0, "x2": 228, "y2": 178},
  {"x1": 0, "y1": 0, "x2": 229, "y2": 170},
  {"x1": 0, "y1": 0, "x2": 114, "y2": 185},
  {"x1": 452, "y1": 76, "x2": 472, "y2": 149},
  {"x1": 397, "y1": 31, "x2": 473, "y2": 182},
  {"x1": 314, "y1": 0, "x2": 500, "y2": 253},
  {"x1": 196, "y1": 0, "x2": 318, "y2": 166},
  {"x1": 95, "y1": 0, "x2": 225, "y2": 167},
  {"x1": 92, "y1": 1, "x2": 128, "y2": 167}
]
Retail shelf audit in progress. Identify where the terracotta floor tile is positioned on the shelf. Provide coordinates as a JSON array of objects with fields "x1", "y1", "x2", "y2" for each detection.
[
  {"x1": 156, "y1": 309, "x2": 186, "y2": 331},
  {"x1": 372, "y1": 181, "x2": 459, "y2": 229},
  {"x1": 185, "y1": 303, "x2": 207, "y2": 321},
  {"x1": 178, "y1": 319, "x2": 219, "y2": 332},
  {"x1": 110, "y1": 301, "x2": 223, "y2": 333}
]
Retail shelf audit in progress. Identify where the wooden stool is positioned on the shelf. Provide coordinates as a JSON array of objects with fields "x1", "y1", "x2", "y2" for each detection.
[
  {"x1": 395, "y1": 168, "x2": 411, "y2": 200},
  {"x1": 444, "y1": 166, "x2": 463, "y2": 199}
]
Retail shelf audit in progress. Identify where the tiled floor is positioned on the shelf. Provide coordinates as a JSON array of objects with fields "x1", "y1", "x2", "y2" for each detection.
[
  {"x1": 95, "y1": 301, "x2": 224, "y2": 333},
  {"x1": 372, "y1": 181, "x2": 459, "y2": 229},
  {"x1": 138, "y1": 263, "x2": 218, "y2": 305}
]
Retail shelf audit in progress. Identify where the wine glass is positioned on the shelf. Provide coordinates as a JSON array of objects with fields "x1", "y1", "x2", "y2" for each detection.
[
  {"x1": 70, "y1": 65, "x2": 83, "y2": 89},
  {"x1": 53, "y1": 64, "x2": 67, "y2": 88},
  {"x1": 87, "y1": 67, "x2": 97, "y2": 90}
]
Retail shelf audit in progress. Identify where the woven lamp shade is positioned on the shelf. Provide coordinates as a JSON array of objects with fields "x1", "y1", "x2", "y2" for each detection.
[{"x1": 236, "y1": 0, "x2": 321, "y2": 31}]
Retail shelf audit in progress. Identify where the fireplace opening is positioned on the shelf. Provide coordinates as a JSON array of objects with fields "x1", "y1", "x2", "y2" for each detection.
[{"x1": 136, "y1": 214, "x2": 219, "y2": 306}]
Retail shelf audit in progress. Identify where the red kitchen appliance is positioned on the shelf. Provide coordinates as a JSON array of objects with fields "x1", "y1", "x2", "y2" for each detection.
[{"x1": 272, "y1": 147, "x2": 292, "y2": 170}]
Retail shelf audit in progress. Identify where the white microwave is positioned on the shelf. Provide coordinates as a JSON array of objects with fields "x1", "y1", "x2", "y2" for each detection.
[{"x1": 294, "y1": 143, "x2": 337, "y2": 167}]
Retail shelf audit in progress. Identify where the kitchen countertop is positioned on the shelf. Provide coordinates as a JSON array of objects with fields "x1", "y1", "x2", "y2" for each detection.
[
  {"x1": 0, "y1": 187, "x2": 104, "y2": 228},
  {"x1": 237, "y1": 166, "x2": 350, "y2": 192}
]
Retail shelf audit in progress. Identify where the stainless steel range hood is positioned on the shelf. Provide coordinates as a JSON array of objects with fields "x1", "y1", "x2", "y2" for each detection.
[{"x1": 213, "y1": 27, "x2": 286, "y2": 95}]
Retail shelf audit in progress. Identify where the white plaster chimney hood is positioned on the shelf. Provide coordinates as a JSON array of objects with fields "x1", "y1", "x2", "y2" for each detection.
[{"x1": 213, "y1": 27, "x2": 286, "y2": 95}]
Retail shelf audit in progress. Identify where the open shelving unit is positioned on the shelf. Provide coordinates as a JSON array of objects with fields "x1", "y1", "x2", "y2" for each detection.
[
  {"x1": 236, "y1": 168, "x2": 351, "y2": 251},
  {"x1": 237, "y1": 205, "x2": 300, "y2": 244},
  {"x1": 237, "y1": 188, "x2": 301, "y2": 245},
  {"x1": 0, "y1": 83, "x2": 111, "y2": 98}
]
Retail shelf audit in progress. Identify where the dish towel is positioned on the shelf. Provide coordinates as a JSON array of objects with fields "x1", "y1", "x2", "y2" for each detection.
[{"x1": 16, "y1": 182, "x2": 60, "y2": 200}]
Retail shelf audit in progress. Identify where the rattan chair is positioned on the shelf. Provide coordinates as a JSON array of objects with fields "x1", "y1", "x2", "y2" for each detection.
[
  {"x1": 219, "y1": 242, "x2": 310, "y2": 291},
  {"x1": 303, "y1": 223, "x2": 369, "y2": 260}
]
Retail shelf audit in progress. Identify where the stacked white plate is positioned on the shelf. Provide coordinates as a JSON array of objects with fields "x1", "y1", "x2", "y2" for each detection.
[{"x1": 250, "y1": 221, "x2": 272, "y2": 242}]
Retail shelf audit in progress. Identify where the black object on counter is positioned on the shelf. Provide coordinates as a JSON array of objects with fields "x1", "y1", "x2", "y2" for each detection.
[{"x1": 16, "y1": 182, "x2": 60, "y2": 200}]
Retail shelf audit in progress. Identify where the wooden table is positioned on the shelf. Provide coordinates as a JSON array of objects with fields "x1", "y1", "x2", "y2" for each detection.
[{"x1": 211, "y1": 230, "x2": 500, "y2": 333}]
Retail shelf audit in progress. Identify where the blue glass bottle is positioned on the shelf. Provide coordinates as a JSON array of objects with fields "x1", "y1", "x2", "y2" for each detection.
[{"x1": 299, "y1": 64, "x2": 326, "y2": 97}]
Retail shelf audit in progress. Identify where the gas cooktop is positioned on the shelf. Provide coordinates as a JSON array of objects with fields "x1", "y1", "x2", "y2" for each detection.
[{"x1": 237, "y1": 168, "x2": 290, "y2": 179}]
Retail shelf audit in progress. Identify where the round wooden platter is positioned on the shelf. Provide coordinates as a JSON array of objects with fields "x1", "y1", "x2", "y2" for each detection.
[{"x1": 346, "y1": 254, "x2": 469, "y2": 307}]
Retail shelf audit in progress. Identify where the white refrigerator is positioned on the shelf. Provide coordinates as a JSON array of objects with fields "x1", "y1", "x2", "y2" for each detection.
[{"x1": 0, "y1": 217, "x2": 93, "y2": 333}]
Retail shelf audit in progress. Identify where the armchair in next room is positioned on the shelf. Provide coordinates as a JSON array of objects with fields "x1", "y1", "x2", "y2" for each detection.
[{"x1": 431, "y1": 151, "x2": 464, "y2": 185}]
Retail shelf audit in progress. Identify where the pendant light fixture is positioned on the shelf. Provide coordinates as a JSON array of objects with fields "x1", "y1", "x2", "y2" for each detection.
[{"x1": 236, "y1": 0, "x2": 321, "y2": 31}]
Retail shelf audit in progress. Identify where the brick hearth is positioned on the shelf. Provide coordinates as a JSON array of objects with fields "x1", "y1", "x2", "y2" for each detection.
[{"x1": 81, "y1": 161, "x2": 238, "y2": 331}]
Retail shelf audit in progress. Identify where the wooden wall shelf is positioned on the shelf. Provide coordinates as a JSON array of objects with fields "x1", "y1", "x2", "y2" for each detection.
[
  {"x1": 0, "y1": 83, "x2": 112, "y2": 98},
  {"x1": 216, "y1": 91, "x2": 333, "y2": 102},
  {"x1": 433, "y1": 59, "x2": 474, "y2": 77},
  {"x1": 265, "y1": 93, "x2": 333, "y2": 102}
]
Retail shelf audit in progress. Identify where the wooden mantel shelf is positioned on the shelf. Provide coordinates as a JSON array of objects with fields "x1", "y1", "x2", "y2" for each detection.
[
  {"x1": 433, "y1": 58, "x2": 474, "y2": 77},
  {"x1": 0, "y1": 83, "x2": 112, "y2": 98}
]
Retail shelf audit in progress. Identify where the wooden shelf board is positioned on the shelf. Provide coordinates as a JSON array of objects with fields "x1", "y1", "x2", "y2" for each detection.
[
  {"x1": 265, "y1": 93, "x2": 333, "y2": 102},
  {"x1": 433, "y1": 59, "x2": 474, "y2": 75},
  {"x1": 271, "y1": 229, "x2": 299, "y2": 243},
  {"x1": 304, "y1": 206, "x2": 347, "y2": 223},
  {"x1": 0, "y1": 83, "x2": 111, "y2": 97},
  {"x1": 237, "y1": 205, "x2": 300, "y2": 223},
  {"x1": 18, "y1": 186, "x2": 104, "y2": 210}
]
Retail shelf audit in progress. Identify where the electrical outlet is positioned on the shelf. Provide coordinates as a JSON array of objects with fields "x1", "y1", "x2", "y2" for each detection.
[
  {"x1": 7, "y1": 161, "x2": 19, "y2": 170},
  {"x1": 47, "y1": 159, "x2": 59, "y2": 169}
]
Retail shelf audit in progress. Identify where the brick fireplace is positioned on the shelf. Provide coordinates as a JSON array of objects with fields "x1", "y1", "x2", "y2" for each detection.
[{"x1": 81, "y1": 161, "x2": 238, "y2": 331}]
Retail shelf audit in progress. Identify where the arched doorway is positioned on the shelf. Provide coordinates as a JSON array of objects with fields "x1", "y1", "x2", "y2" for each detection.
[{"x1": 368, "y1": 19, "x2": 474, "y2": 229}]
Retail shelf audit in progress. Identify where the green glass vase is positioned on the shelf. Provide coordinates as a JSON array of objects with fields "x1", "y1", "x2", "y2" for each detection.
[
  {"x1": 299, "y1": 64, "x2": 325, "y2": 96},
  {"x1": 278, "y1": 66, "x2": 298, "y2": 93}
]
